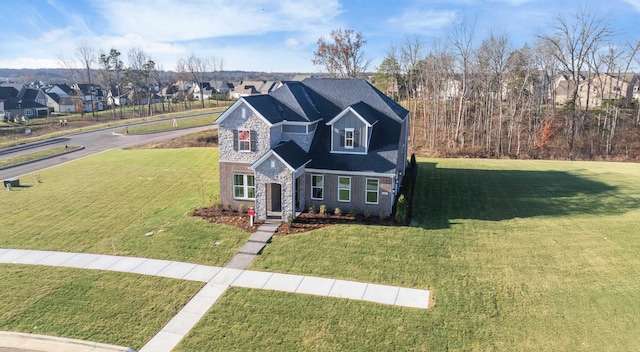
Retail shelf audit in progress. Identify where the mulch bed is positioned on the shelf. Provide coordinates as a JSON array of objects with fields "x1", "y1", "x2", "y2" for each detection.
[
  {"x1": 191, "y1": 206, "x2": 264, "y2": 233},
  {"x1": 191, "y1": 205, "x2": 400, "y2": 236}
]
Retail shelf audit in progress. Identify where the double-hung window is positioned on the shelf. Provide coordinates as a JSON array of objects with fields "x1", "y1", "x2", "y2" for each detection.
[
  {"x1": 233, "y1": 174, "x2": 255, "y2": 199},
  {"x1": 365, "y1": 178, "x2": 379, "y2": 204},
  {"x1": 311, "y1": 175, "x2": 323, "y2": 200},
  {"x1": 238, "y1": 129, "x2": 251, "y2": 152},
  {"x1": 338, "y1": 176, "x2": 351, "y2": 202},
  {"x1": 344, "y1": 128, "x2": 354, "y2": 149}
]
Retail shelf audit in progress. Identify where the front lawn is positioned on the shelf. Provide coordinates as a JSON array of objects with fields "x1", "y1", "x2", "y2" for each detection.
[
  {"x1": 0, "y1": 148, "x2": 249, "y2": 265},
  {"x1": 241, "y1": 158, "x2": 640, "y2": 351},
  {"x1": 0, "y1": 265, "x2": 202, "y2": 350}
]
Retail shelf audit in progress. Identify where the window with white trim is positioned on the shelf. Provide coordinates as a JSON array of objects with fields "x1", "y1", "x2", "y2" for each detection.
[
  {"x1": 238, "y1": 129, "x2": 251, "y2": 152},
  {"x1": 344, "y1": 128, "x2": 354, "y2": 149},
  {"x1": 366, "y1": 178, "x2": 379, "y2": 204},
  {"x1": 338, "y1": 176, "x2": 351, "y2": 202},
  {"x1": 233, "y1": 174, "x2": 255, "y2": 199},
  {"x1": 25, "y1": 109, "x2": 33, "y2": 116},
  {"x1": 311, "y1": 175, "x2": 323, "y2": 200}
]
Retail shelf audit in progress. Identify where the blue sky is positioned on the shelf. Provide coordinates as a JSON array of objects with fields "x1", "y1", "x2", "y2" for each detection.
[{"x1": 0, "y1": 0, "x2": 639, "y2": 73}]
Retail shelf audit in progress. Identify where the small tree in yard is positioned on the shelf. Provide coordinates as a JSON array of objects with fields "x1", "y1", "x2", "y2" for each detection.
[{"x1": 395, "y1": 194, "x2": 408, "y2": 224}]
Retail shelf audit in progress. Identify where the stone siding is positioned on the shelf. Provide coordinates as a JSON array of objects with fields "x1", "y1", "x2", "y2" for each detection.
[
  {"x1": 218, "y1": 101, "x2": 272, "y2": 164},
  {"x1": 254, "y1": 154, "x2": 293, "y2": 221}
]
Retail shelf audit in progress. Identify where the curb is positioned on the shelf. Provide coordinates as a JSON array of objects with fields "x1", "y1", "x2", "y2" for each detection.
[{"x1": 0, "y1": 146, "x2": 85, "y2": 171}]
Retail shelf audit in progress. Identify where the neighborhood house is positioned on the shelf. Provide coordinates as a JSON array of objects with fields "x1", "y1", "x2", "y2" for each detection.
[{"x1": 215, "y1": 78, "x2": 410, "y2": 221}]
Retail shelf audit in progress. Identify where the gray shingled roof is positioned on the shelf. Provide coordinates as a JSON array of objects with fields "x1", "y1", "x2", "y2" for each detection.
[
  {"x1": 243, "y1": 95, "x2": 309, "y2": 123},
  {"x1": 243, "y1": 78, "x2": 407, "y2": 174},
  {"x1": 0, "y1": 86, "x2": 19, "y2": 100},
  {"x1": 301, "y1": 78, "x2": 408, "y2": 122},
  {"x1": 272, "y1": 140, "x2": 311, "y2": 170}
]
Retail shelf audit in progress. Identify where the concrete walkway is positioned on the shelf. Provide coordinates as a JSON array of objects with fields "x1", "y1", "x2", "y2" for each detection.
[{"x1": 0, "y1": 220, "x2": 430, "y2": 352}]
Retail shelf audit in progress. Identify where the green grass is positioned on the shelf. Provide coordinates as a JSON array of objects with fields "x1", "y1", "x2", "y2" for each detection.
[
  {"x1": 0, "y1": 148, "x2": 249, "y2": 265},
  {"x1": 0, "y1": 265, "x2": 202, "y2": 350},
  {"x1": 0, "y1": 145, "x2": 81, "y2": 167},
  {"x1": 175, "y1": 288, "x2": 432, "y2": 351},
  {"x1": 240, "y1": 158, "x2": 640, "y2": 351},
  {"x1": 115, "y1": 113, "x2": 219, "y2": 134},
  {"x1": 4, "y1": 152, "x2": 640, "y2": 350}
]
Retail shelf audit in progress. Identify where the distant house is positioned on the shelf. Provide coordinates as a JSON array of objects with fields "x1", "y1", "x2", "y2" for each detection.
[
  {"x1": 577, "y1": 73, "x2": 639, "y2": 108},
  {"x1": 229, "y1": 80, "x2": 281, "y2": 99},
  {"x1": 192, "y1": 82, "x2": 214, "y2": 101},
  {"x1": 215, "y1": 78, "x2": 409, "y2": 222},
  {"x1": 46, "y1": 92, "x2": 75, "y2": 113},
  {"x1": 106, "y1": 85, "x2": 128, "y2": 107},
  {"x1": 74, "y1": 83, "x2": 105, "y2": 112},
  {"x1": 0, "y1": 85, "x2": 50, "y2": 120},
  {"x1": 46, "y1": 84, "x2": 78, "y2": 114},
  {"x1": 209, "y1": 80, "x2": 234, "y2": 96}
]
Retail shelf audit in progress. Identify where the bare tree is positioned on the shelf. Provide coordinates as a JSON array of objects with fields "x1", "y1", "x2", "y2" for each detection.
[
  {"x1": 127, "y1": 47, "x2": 155, "y2": 117},
  {"x1": 538, "y1": 8, "x2": 613, "y2": 153},
  {"x1": 57, "y1": 53, "x2": 84, "y2": 117},
  {"x1": 374, "y1": 46, "x2": 401, "y2": 101},
  {"x1": 477, "y1": 32, "x2": 510, "y2": 155},
  {"x1": 76, "y1": 42, "x2": 97, "y2": 118},
  {"x1": 211, "y1": 55, "x2": 225, "y2": 106},
  {"x1": 178, "y1": 55, "x2": 210, "y2": 109},
  {"x1": 99, "y1": 48, "x2": 125, "y2": 119},
  {"x1": 447, "y1": 15, "x2": 477, "y2": 147},
  {"x1": 313, "y1": 29, "x2": 372, "y2": 78}
]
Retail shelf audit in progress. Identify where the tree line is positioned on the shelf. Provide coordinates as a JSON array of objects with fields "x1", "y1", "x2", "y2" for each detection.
[{"x1": 315, "y1": 11, "x2": 640, "y2": 160}]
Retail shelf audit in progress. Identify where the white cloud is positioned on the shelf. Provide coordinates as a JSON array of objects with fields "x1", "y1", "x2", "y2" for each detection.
[
  {"x1": 0, "y1": 57, "x2": 60, "y2": 69},
  {"x1": 89, "y1": 0, "x2": 343, "y2": 42},
  {"x1": 284, "y1": 38, "x2": 301, "y2": 48},
  {"x1": 621, "y1": 0, "x2": 640, "y2": 11},
  {"x1": 387, "y1": 8, "x2": 458, "y2": 34}
]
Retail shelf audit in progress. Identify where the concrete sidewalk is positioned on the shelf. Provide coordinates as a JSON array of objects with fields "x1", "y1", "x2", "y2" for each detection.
[
  {"x1": 0, "y1": 331, "x2": 134, "y2": 352},
  {"x1": 1, "y1": 248, "x2": 430, "y2": 351},
  {"x1": 0, "y1": 248, "x2": 430, "y2": 308}
]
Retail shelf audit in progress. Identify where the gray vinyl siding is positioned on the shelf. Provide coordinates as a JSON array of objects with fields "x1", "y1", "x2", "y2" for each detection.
[{"x1": 331, "y1": 112, "x2": 367, "y2": 153}]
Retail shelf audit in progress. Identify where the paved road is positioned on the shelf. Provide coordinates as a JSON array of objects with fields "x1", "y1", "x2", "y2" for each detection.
[{"x1": 0, "y1": 118, "x2": 216, "y2": 180}]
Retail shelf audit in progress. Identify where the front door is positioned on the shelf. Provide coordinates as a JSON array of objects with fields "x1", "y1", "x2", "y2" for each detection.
[{"x1": 267, "y1": 183, "x2": 282, "y2": 212}]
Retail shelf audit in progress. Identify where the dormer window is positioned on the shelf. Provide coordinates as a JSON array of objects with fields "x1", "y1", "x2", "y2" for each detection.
[{"x1": 344, "y1": 128, "x2": 355, "y2": 149}]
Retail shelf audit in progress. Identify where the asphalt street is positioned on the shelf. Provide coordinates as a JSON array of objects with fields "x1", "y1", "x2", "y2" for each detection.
[{"x1": 0, "y1": 121, "x2": 215, "y2": 180}]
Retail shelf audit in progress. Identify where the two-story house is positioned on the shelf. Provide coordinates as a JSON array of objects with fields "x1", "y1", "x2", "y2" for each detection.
[{"x1": 215, "y1": 78, "x2": 409, "y2": 222}]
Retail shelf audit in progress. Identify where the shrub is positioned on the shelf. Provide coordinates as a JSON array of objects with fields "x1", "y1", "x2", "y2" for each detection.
[
  {"x1": 238, "y1": 204, "x2": 247, "y2": 213},
  {"x1": 334, "y1": 207, "x2": 341, "y2": 216},
  {"x1": 319, "y1": 204, "x2": 327, "y2": 215},
  {"x1": 379, "y1": 210, "x2": 388, "y2": 220},
  {"x1": 410, "y1": 153, "x2": 417, "y2": 169},
  {"x1": 364, "y1": 208, "x2": 371, "y2": 218},
  {"x1": 348, "y1": 208, "x2": 357, "y2": 217},
  {"x1": 287, "y1": 215, "x2": 293, "y2": 227},
  {"x1": 224, "y1": 203, "x2": 232, "y2": 211},
  {"x1": 308, "y1": 205, "x2": 315, "y2": 214},
  {"x1": 395, "y1": 194, "x2": 408, "y2": 224}
]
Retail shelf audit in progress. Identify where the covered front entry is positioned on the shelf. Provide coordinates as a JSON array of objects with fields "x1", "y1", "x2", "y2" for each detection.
[{"x1": 266, "y1": 183, "x2": 282, "y2": 217}]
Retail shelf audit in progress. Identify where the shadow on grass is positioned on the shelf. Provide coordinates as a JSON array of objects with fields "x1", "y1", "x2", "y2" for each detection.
[{"x1": 413, "y1": 162, "x2": 640, "y2": 229}]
